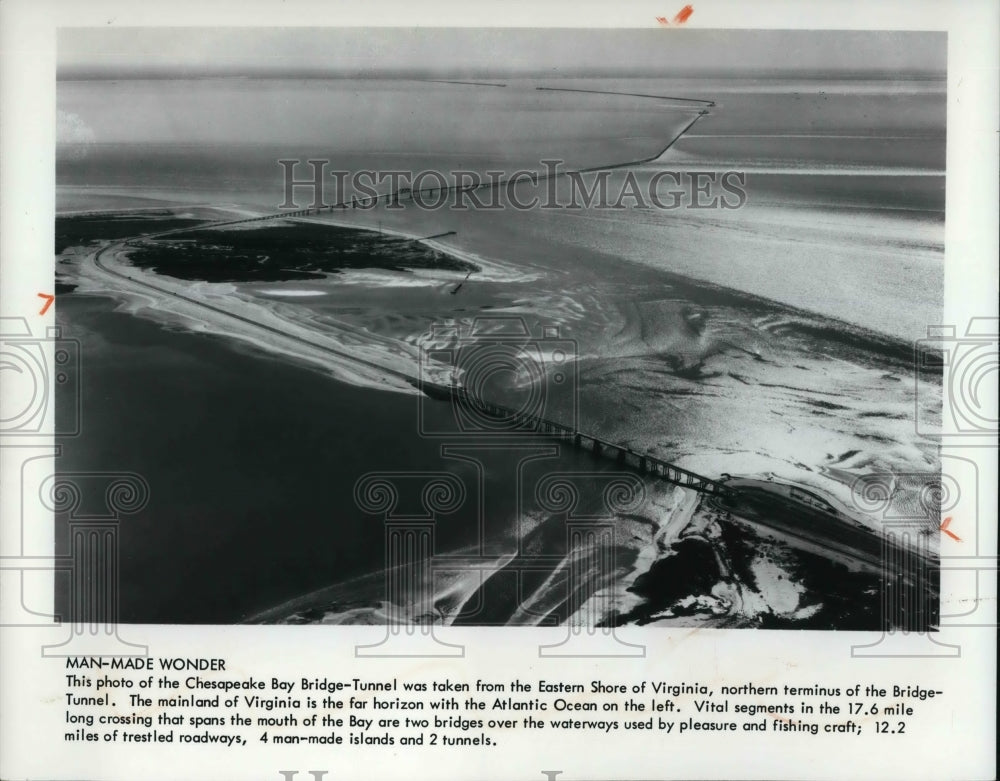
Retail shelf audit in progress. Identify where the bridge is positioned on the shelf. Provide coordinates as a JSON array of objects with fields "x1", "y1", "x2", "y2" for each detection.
[
  {"x1": 83, "y1": 92, "x2": 729, "y2": 499},
  {"x1": 420, "y1": 382, "x2": 732, "y2": 497},
  {"x1": 108, "y1": 92, "x2": 711, "y2": 241},
  {"x1": 84, "y1": 193, "x2": 934, "y2": 597},
  {"x1": 99, "y1": 231, "x2": 733, "y2": 500}
]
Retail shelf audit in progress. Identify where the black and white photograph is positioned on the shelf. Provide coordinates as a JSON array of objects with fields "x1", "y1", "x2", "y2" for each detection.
[
  {"x1": 2, "y1": 5, "x2": 998, "y2": 780},
  {"x1": 51, "y1": 27, "x2": 949, "y2": 630}
]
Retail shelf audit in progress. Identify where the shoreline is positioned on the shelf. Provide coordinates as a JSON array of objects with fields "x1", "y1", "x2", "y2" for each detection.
[
  {"x1": 55, "y1": 200, "x2": 940, "y2": 629},
  {"x1": 58, "y1": 197, "x2": 942, "y2": 502},
  {"x1": 57, "y1": 193, "x2": 929, "y2": 364}
]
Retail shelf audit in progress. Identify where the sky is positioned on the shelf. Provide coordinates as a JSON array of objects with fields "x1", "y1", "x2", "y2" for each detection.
[{"x1": 57, "y1": 28, "x2": 947, "y2": 80}]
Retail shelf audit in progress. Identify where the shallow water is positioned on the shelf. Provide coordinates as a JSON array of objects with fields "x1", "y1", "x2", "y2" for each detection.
[{"x1": 54, "y1": 74, "x2": 944, "y2": 627}]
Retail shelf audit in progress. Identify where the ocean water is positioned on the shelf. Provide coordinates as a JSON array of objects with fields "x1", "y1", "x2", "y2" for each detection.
[
  {"x1": 56, "y1": 294, "x2": 644, "y2": 623},
  {"x1": 55, "y1": 75, "x2": 944, "y2": 626}
]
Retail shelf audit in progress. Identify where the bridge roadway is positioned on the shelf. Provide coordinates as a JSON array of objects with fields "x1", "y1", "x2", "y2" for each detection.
[
  {"x1": 79, "y1": 89, "x2": 921, "y2": 572},
  {"x1": 89, "y1": 218, "x2": 940, "y2": 589},
  {"x1": 86, "y1": 102, "x2": 719, "y2": 493},
  {"x1": 92, "y1": 222, "x2": 729, "y2": 499},
  {"x1": 101, "y1": 97, "x2": 709, "y2": 236},
  {"x1": 428, "y1": 384, "x2": 732, "y2": 496},
  {"x1": 93, "y1": 237, "x2": 728, "y2": 497}
]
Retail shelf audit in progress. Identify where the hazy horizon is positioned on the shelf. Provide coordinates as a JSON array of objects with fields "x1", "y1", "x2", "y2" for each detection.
[{"x1": 58, "y1": 28, "x2": 946, "y2": 81}]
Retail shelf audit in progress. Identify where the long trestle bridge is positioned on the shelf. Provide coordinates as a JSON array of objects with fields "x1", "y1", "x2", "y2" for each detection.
[{"x1": 421, "y1": 382, "x2": 733, "y2": 497}]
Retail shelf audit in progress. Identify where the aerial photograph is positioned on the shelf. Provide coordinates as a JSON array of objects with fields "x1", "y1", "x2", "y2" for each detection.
[{"x1": 54, "y1": 28, "x2": 945, "y2": 629}]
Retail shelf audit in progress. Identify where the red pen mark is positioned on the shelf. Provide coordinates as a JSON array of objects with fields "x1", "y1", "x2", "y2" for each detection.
[
  {"x1": 673, "y1": 5, "x2": 694, "y2": 24},
  {"x1": 37, "y1": 292, "x2": 54, "y2": 316},
  {"x1": 657, "y1": 5, "x2": 694, "y2": 25},
  {"x1": 940, "y1": 516, "x2": 961, "y2": 542}
]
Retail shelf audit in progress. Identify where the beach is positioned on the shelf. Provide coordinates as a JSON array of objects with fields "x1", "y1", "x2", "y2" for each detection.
[{"x1": 54, "y1": 74, "x2": 944, "y2": 628}]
